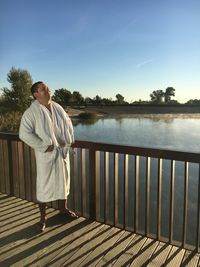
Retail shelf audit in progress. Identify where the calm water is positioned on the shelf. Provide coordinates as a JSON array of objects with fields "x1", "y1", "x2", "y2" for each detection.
[
  {"x1": 74, "y1": 117, "x2": 200, "y2": 152},
  {"x1": 71, "y1": 116, "x2": 200, "y2": 247}
]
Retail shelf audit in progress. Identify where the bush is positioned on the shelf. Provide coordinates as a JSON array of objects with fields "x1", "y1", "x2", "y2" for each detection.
[
  {"x1": 78, "y1": 112, "x2": 98, "y2": 120},
  {"x1": 0, "y1": 112, "x2": 22, "y2": 133}
]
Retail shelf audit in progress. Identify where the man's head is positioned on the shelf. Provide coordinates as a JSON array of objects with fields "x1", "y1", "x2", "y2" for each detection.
[{"x1": 31, "y1": 81, "x2": 51, "y2": 102}]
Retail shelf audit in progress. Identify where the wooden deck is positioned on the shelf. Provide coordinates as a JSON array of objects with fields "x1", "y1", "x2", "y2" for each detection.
[{"x1": 0, "y1": 193, "x2": 200, "y2": 267}]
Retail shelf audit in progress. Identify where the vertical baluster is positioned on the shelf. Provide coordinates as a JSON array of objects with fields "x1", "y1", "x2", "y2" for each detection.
[
  {"x1": 196, "y1": 163, "x2": 200, "y2": 252},
  {"x1": 73, "y1": 147, "x2": 78, "y2": 213},
  {"x1": 169, "y1": 160, "x2": 175, "y2": 243},
  {"x1": 124, "y1": 154, "x2": 129, "y2": 229},
  {"x1": 182, "y1": 161, "x2": 189, "y2": 248},
  {"x1": 7, "y1": 139, "x2": 14, "y2": 196},
  {"x1": 81, "y1": 148, "x2": 87, "y2": 217},
  {"x1": 3, "y1": 140, "x2": 10, "y2": 195},
  {"x1": 0, "y1": 140, "x2": 5, "y2": 193},
  {"x1": 18, "y1": 141, "x2": 25, "y2": 199},
  {"x1": 104, "y1": 151, "x2": 109, "y2": 224},
  {"x1": 95, "y1": 151, "x2": 100, "y2": 221},
  {"x1": 145, "y1": 157, "x2": 150, "y2": 236},
  {"x1": 12, "y1": 141, "x2": 19, "y2": 197},
  {"x1": 30, "y1": 148, "x2": 36, "y2": 203},
  {"x1": 157, "y1": 158, "x2": 163, "y2": 240},
  {"x1": 114, "y1": 153, "x2": 119, "y2": 226},
  {"x1": 89, "y1": 145, "x2": 96, "y2": 220},
  {"x1": 24, "y1": 144, "x2": 31, "y2": 201},
  {"x1": 134, "y1": 155, "x2": 139, "y2": 232}
]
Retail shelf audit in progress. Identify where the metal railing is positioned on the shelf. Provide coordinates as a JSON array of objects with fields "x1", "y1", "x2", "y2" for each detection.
[{"x1": 0, "y1": 132, "x2": 200, "y2": 251}]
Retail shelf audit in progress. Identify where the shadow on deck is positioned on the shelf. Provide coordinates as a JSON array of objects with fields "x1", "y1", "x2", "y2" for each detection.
[{"x1": 0, "y1": 193, "x2": 200, "y2": 267}]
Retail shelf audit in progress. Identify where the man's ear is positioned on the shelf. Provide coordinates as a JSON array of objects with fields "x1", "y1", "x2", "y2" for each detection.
[{"x1": 33, "y1": 92, "x2": 38, "y2": 99}]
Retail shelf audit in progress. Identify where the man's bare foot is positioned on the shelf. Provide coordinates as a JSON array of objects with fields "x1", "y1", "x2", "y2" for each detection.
[
  {"x1": 60, "y1": 209, "x2": 78, "y2": 219},
  {"x1": 36, "y1": 219, "x2": 47, "y2": 232}
]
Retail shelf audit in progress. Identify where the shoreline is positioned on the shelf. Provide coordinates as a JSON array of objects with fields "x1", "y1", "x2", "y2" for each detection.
[{"x1": 67, "y1": 106, "x2": 200, "y2": 119}]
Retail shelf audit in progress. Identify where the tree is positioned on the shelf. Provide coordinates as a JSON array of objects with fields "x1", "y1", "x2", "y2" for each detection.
[
  {"x1": 186, "y1": 99, "x2": 200, "y2": 105},
  {"x1": 72, "y1": 91, "x2": 84, "y2": 105},
  {"x1": 93, "y1": 95, "x2": 102, "y2": 105},
  {"x1": 164, "y1": 87, "x2": 175, "y2": 103},
  {"x1": 116, "y1": 94, "x2": 124, "y2": 104},
  {"x1": 150, "y1": 90, "x2": 164, "y2": 103},
  {"x1": 52, "y1": 88, "x2": 72, "y2": 106},
  {"x1": 1, "y1": 67, "x2": 33, "y2": 112}
]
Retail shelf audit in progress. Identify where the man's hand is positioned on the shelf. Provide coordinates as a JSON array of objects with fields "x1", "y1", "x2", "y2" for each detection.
[
  {"x1": 59, "y1": 141, "x2": 66, "y2": 147},
  {"x1": 45, "y1": 144, "x2": 54, "y2": 152}
]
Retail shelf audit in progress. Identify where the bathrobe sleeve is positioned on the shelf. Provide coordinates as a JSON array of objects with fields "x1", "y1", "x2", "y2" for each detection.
[
  {"x1": 66, "y1": 114, "x2": 75, "y2": 144},
  {"x1": 19, "y1": 110, "x2": 50, "y2": 152}
]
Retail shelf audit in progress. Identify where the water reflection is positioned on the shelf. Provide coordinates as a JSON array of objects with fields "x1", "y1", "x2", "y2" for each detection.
[
  {"x1": 73, "y1": 117, "x2": 200, "y2": 153},
  {"x1": 72, "y1": 118, "x2": 98, "y2": 126}
]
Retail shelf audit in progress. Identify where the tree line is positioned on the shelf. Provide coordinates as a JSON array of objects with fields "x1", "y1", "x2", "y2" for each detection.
[{"x1": 0, "y1": 67, "x2": 199, "y2": 113}]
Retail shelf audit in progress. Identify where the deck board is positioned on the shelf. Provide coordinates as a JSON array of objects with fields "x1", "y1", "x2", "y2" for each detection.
[{"x1": 0, "y1": 193, "x2": 199, "y2": 267}]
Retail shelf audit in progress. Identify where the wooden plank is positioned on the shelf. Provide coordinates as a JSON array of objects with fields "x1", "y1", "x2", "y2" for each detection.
[
  {"x1": 112, "y1": 234, "x2": 147, "y2": 266},
  {"x1": 0, "y1": 202, "x2": 37, "y2": 228},
  {"x1": 145, "y1": 157, "x2": 150, "y2": 236},
  {"x1": 157, "y1": 158, "x2": 163, "y2": 240},
  {"x1": 114, "y1": 153, "x2": 119, "y2": 226},
  {"x1": 196, "y1": 163, "x2": 200, "y2": 252},
  {"x1": 9, "y1": 218, "x2": 96, "y2": 267},
  {"x1": 164, "y1": 246, "x2": 185, "y2": 266},
  {"x1": 73, "y1": 140, "x2": 200, "y2": 164},
  {"x1": 6, "y1": 140, "x2": 14, "y2": 196},
  {"x1": 147, "y1": 242, "x2": 172, "y2": 267},
  {"x1": 3, "y1": 140, "x2": 10, "y2": 195},
  {"x1": 104, "y1": 151, "x2": 109, "y2": 224},
  {"x1": 1, "y1": 194, "x2": 200, "y2": 267},
  {"x1": 0, "y1": 197, "x2": 24, "y2": 210},
  {"x1": 24, "y1": 144, "x2": 32, "y2": 201},
  {"x1": 96, "y1": 231, "x2": 134, "y2": 267},
  {"x1": 11, "y1": 141, "x2": 19, "y2": 198},
  {"x1": 30, "y1": 148, "x2": 36, "y2": 203},
  {"x1": 0, "y1": 140, "x2": 5, "y2": 193},
  {"x1": 134, "y1": 155, "x2": 139, "y2": 232},
  {"x1": 124, "y1": 154, "x2": 129, "y2": 229},
  {"x1": 182, "y1": 161, "x2": 189, "y2": 248},
  {"x1": 76, "y1": 226, "x2": 121, "y2": 267},
  {"x1": 0, "y1": 214, "x2": 68, "y2": 265},
  {"x1": 49, "y1": 223, "x2": 107, "y2": 267},
  {"x1": 181, "y1": 250, "x2": 200, "y2": 267},
  {"x1": 130, "y1": 238, "x2": 159, "y2": 266},
  {"x1": 17, "y1": 142, "x2": 25, "y2": 199},
  {"x1": 96, "y1": 151, "x2": 101, "y2": 222},
  {"x1": 81, "y1": 148, "x2": 87, "y2": 217},
  {"x1": 73, "y1": 147, "x2": 79, "y2": 214},
  {"x1": 89, "y1": 146, "x2": 96, "y2": 220},
  {"x1": 169, "y1": 160, "x2": 175, "y2": 243}
]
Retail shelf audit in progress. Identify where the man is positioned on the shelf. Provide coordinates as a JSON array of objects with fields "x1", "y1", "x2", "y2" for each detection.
[{"x1": 19, "y1": 81, "x2": 77, "y2": 232}]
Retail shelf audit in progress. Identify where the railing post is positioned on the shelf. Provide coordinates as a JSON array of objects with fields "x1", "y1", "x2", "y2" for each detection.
[
  {"x1": 196, "y1": 163, "x2": 200, "y2": 252},
  {"x1": 7, "y1": 139, "x2": 14, "y2": 196},
  {"x1": 89, "y1": 144, "x2": 96, "y2": 220}
]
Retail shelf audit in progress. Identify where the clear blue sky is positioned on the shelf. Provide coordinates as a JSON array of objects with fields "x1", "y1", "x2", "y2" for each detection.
[{"x1": 0, "y1": 0, "x2": 200, "y2": 103}]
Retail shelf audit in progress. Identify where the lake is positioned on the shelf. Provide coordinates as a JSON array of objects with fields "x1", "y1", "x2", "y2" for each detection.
[
  {"x1": 73, "y1": 116, "x2": 200, "y2": 153},
  {"x1": 71, "y1": 116, "x2": 200, "y2": 247}
]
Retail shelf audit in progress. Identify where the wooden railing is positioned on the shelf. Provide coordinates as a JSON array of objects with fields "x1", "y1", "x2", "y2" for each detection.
[{"x1": 0, "y1": 132, "x2": 200, "y2": 252}]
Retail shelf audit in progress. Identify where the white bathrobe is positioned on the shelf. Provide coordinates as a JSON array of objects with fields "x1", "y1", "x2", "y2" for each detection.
[{"x1": 19, "y1": 100, "x2": 74, "y2": 203}]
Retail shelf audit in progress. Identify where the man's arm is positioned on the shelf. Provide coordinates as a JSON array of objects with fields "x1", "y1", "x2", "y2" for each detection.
[{"x1": 19, "y1": 111, "x2": 50, "y2": 152}]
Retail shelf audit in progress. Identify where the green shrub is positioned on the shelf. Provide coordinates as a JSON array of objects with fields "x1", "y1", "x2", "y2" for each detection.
[
  {"x1": 78, "y1": 112, "x2": 98, "y2": 120},
  {"x1": 0, "y1": 112, "x2": 22, "y2": 133}
]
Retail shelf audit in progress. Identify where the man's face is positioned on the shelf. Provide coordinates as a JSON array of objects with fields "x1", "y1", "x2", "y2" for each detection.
[{"x1": 34, "y1": 83, "x2": 51, "y2": 102}]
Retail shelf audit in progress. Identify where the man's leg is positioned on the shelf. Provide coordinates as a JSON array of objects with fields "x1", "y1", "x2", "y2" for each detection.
[{"x1": 38, "y1": 203, "x2": 46, "y2": 231}]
